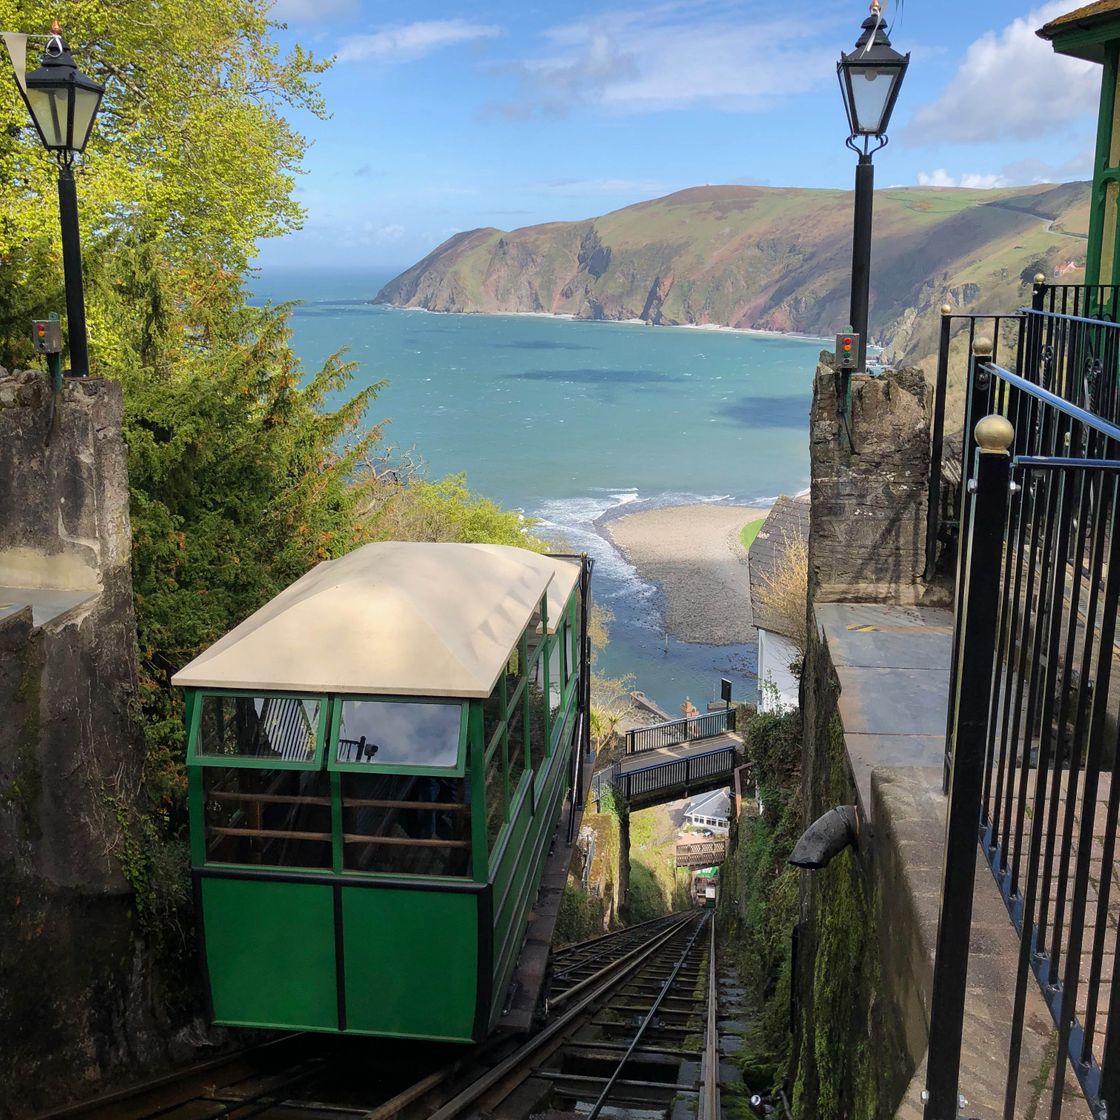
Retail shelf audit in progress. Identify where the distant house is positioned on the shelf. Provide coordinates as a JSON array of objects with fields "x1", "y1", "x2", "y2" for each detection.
[
  {"x1": 684, "y1": 788, "x2": 731, "y2": 832},
  {"x1": 749, "y1": 494, "x2": 810, "y2": 711}
]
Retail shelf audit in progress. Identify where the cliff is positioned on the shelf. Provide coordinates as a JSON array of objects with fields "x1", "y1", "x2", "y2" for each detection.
[{"x1": 375, "y1": 182, "x2": 1091, "y2": 369}]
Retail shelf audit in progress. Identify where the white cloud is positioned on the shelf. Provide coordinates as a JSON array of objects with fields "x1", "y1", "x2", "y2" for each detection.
[
  {"x1": 271, "y1": 0, "x2": 357, "y2": 24},
  {"x1": 491, "y1": 5, "x2": 842, "y2": 117},
  {"x1": 916, "y1": 168, "x2": 1010, "y2": 188},
  {"x1": 337, "y1": 20, "x2": 501, "y2": 64},
  {"x1": 1001, "y1": 146, "x2": 1094, "y2": 183},
  {"x1": 904, "y1": 2, "x2": 1098, "y2": 144}
]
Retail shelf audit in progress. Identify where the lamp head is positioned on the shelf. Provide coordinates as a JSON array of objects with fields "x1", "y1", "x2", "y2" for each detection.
[
  {"x1": 837, "y1": 2, "x2": 909, "y2": 142},
  {"x1": 18, "y1": 22, "x2": 104, "y2": 158}
]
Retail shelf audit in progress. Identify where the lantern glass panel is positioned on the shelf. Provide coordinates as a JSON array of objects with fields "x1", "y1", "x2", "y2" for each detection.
[
  {"x1": 25, "y1": 85, "x2": 69, "y2": 148},
  {"x1": 69, "y1": 85, "x2": 102, "y2": 151},
  {"x1": 849, "y1": 65, "x2": 895, "y2": 135}
]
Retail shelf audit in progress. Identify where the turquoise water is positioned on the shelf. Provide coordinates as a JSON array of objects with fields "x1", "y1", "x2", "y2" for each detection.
[{"x1": 252, "y1": 266, "x2": 821, "y2": 712}]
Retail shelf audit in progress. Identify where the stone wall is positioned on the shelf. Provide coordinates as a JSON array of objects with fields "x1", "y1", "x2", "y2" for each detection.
[
  {"x1": 788, "y1": 625, "x2": 913, "y2": 1118},
  {"x1": 809, "y1": 355, "x2": 936, "y2": 605},
  {"x1": 0, "y1": 371, "x2": 207, "y2": 1116}
]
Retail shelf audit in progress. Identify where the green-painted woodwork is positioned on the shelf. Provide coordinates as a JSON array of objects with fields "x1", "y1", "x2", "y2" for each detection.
[
  {"x1": 202, "y1": 877, "x2": 337, "y2": 1029},
  {"x1": 1048, "y1": 26, "x2": 1120, "y2": 287},
  {"x1": 342, "y1": 887, "x2": 477, "y2": 1039},
  {"x1": 187, "y1": 690, "x2": 329, "y2": 769},
  {"x1": 186, "y1": 580, "x2": 583, "y2": 1041}
]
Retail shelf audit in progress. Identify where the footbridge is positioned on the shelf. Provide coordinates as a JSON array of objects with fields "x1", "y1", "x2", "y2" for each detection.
[{"x1": 591, "y1": 709, "x2": 743, "y2": 812}]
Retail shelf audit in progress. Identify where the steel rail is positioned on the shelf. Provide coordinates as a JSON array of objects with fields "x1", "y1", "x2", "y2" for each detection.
[
  {"x1": 550, "y1": 914, "x2": 684, "y2": 982},
  {"x1": 425, "y1": 913, "x2": 704, "y2": 1120},
  {"x1": 584, "y1": 913, "x2": 710, "y2": 1120},
  {"x1": 549, "y1": 912, "x2": 695, "y2": 1009},
  {"x1": 29, "y1": 1036, "x2": 310, "y2": 1120},
  {"x1": 699, "y1": 915, "x2": 720, "y2": 1120}
]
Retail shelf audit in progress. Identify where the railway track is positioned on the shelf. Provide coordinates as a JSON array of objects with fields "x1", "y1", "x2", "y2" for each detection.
[
  {"x1": 33, "y1": 913, "x2": 721, "y2": 1120},
  {"x1": 426, "y1": 911, "x2": 719, "y2": 1120}
]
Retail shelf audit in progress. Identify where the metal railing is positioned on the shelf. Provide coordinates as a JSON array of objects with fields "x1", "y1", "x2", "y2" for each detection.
[
  {"x1": 924, "y1": 336, "x2": 1120, "y2": 1119},
  {"x1": 626, "y1": 708, "x2": 736, "y2": 754},
  {"x1": 591, "y1": 745, "x2": 739, "y2": 809},
  {"x1": 926, "y1": 281, "x2": 1120, "y2": 581}
]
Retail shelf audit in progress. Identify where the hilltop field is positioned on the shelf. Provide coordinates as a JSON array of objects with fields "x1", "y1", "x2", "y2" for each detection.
[{"x1": 376, "y1": 182, "x2": 1090, "y2": 378}]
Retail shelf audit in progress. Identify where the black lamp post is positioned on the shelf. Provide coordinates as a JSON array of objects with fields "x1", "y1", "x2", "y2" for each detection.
[
  {"x1": 14, "y1": 21, "x2": 104, "y2": 377},
  {"x1": 837, "y1": 0, "x2": 908, "y2": 375}
]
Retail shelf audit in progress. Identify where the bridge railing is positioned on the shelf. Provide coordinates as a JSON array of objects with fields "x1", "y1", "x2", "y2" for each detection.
[
  {"x1": 626, "y1": 708, "x2": 736, "y2": 754},
  {"x1": 591, "y1": 745, "x2": 738, "y2": 808}
]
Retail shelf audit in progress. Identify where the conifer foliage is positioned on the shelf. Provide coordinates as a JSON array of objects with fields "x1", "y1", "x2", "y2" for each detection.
[{"x1": 0, "y1": 2, "x2": 531, "y2": 809}]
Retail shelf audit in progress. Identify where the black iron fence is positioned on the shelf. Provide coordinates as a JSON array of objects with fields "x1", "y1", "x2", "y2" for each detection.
[
  {"x1": 924, "y1": 334, "x2": 1120, "y2": 1119},
  {"x1": 927, "y1": 281, "x2": 1120, "y2": 582},
  {"x1": 591, "y1": 745, "x2": 739, "y2": 809},
  {"x1": 626, "y1": 708, "x2": 736, "y2": 754}
]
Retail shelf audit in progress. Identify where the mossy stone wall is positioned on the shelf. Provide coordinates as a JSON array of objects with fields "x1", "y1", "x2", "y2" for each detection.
[{"x1": 788, "y1": 626, "x2": 913, "y2": 1118}]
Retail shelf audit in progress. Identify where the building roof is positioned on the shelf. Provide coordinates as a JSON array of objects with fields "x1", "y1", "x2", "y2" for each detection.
[
  {"x1": 686, "y1": 788, "x2": 731, "y2": 819},
  {"x1": 1038, "y1": 0, "x2": 1120, "y2": 59},
  {"x1": 172, "y1": 542, "x2": 581, "y2": 698},
  {"x1": 748, "y1": 495, "x2": 810, "y2": 640}
]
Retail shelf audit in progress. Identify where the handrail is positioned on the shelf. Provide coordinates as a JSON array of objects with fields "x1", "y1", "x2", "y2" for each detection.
[
  {"x1": 626, "y1": 708, "x2": 736, "y2": 754},
  {"x1": 1018, "y1": 306, "x2": 1120, "y2": 330},
  {"x1": 981, "y1": 360, "x2": 1120, "y2": 443},
  {"x1": 925, "y1": 337, "x2": 1120, "y2": 1116}
]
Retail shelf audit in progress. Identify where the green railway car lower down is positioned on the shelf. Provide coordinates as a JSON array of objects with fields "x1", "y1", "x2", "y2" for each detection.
[{"x1": 174, "y1": 542, "x2": 592, "y2": 1042}]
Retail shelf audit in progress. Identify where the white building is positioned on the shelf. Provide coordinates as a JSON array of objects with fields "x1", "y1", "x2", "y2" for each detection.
[
  {"x1": 748, "y1": 494, "x2": 809, "y2": 712},
  {"x1": 683, "y1": 788, "x2": 731, "y2": 832}
]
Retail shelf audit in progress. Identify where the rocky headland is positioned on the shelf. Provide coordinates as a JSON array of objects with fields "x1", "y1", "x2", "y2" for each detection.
[{"x1": 375, "y1": 181, "x2": 1090, "y2": 373}]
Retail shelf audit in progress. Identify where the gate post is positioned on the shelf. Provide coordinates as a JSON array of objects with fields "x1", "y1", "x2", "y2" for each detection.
[{"x1": 923, "y1": 411, "x2": 1013, "y2": 1119}]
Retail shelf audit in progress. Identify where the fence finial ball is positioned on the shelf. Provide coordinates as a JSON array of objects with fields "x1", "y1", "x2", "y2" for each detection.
[
  {"x1": 975, "y1": 414, "x2": 1014, "y2": 454},
  {"x1": 973, "y1": 336, "x2": 994, "y2": 357},
  {"x1": 1034, "y1": 273, "x2": 1046, "y2": 285},
  {"x1": 941, "y1": 304, "x2": 952, "y2": 315}
]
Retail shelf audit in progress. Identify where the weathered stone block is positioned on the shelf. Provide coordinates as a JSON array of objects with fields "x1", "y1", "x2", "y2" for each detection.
[{"x1": 809, "y1": 355, "x2": 935, "y2": 605}]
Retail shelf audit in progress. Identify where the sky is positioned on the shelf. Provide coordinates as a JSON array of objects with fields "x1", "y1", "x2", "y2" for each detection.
[{"x1": 257, "y1": 0, "x2": 1103, "y2": 269}]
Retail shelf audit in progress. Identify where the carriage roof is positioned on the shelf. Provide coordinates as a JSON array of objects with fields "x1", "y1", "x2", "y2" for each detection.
[{"x1": 172, "y1": 542, "x2": 581, "y2": 698}]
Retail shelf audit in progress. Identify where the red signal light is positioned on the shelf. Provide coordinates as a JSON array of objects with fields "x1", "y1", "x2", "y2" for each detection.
[{"x1": 842, "y1": 337, "x2": 852, "y2": 351}]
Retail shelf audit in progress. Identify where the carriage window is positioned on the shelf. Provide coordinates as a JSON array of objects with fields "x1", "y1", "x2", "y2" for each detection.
[
  {"x1": 567, "y1": 619, "x2": 579, "y2": 685},
  {"x1": 549, "y1": 638, "x2": 562, "y2": 709},
  {"x1": 196, "y1": 695, "x2": 321, "y2": 764},
  {"x1": 336, "y1": 700, "x2": 463, "y2": 769},
  {"x1": 341, "y1": 773, "x2": 471, "y2": 877},
  {"x1": 202, "y1": 767, "x2": 331, "y2": 868}
]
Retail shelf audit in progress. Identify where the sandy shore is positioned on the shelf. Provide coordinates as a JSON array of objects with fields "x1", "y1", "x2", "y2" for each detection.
[{"x1": 601, "y1": 504, "x2": 769, "y2": 645}]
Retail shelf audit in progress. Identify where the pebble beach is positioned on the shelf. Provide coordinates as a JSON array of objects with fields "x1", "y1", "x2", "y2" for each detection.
[{"x1": 599, "y1": 504, "x2": 767, "y2": 646}]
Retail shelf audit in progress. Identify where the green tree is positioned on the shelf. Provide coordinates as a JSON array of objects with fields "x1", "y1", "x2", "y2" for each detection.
[
  {"x1": 123, "y1": 267, "x2": 381, "y2": 800},
  {"x1": 0, "y1": 0, "x2": 326, "y2": 367}
]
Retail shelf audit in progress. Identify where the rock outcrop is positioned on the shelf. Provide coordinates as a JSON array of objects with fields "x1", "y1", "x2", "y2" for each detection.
[{"x1": 375, "y1": 181, "x2": 1091, "y2": 372}]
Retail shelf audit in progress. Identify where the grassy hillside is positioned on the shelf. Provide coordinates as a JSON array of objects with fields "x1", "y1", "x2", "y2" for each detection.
[{"x1": 375, "y1": 182, "x2": 1090, "y2": 373}]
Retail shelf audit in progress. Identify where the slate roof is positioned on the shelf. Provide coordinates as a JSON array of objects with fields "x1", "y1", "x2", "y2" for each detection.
[
  {"x1": 685, "y1": 788, "x2": 731, "y2": 820},
  {"x1": 748, "y1": 494, "x2": 810, "y2": 640}
]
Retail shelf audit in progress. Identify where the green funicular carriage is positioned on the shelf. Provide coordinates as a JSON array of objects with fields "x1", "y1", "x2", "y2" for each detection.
[{"x1": 174, "y1": 541, "x2": 591, "y2": 1042}]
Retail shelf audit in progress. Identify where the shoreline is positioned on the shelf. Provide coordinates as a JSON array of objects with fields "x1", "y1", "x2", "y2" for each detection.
[
  {"x1": 599, "y1": 503, "x2": 769, "y2": 646},
  {"x1": 381, "y1": 302, "x2": 832, "y2": 345}
]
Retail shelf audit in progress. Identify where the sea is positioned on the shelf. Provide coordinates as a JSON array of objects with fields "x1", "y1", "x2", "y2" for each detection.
[{"x1": 250, "y1": 266, "x2": 822, "y2": 714}]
